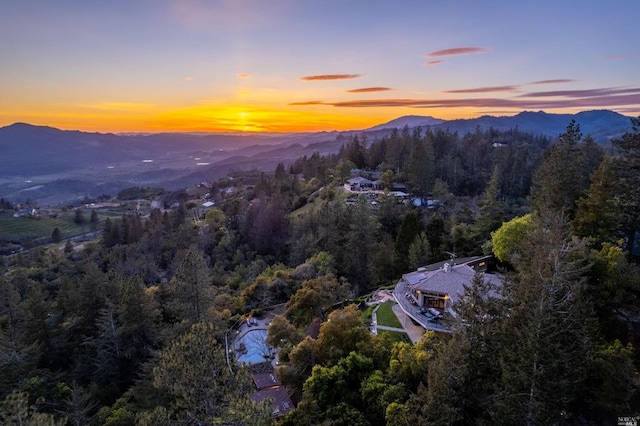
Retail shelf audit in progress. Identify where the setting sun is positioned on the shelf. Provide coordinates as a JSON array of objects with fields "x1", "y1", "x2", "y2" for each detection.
[{"x1": 0, "y1": 1, "x2": 638, "y2": 133}]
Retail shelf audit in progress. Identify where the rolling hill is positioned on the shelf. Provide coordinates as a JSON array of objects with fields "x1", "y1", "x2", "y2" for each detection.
[{"x1": 0, "y1": 110, "x2": 634, "y2": 204}]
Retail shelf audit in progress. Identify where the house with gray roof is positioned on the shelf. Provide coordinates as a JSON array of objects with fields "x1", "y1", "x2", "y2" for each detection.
[
  {"x1": 344, "y1": 176, "x2": 378, "y2": 192},
  {"x1": 394, "y1": 256, "x2": 503, "y2": 332}
]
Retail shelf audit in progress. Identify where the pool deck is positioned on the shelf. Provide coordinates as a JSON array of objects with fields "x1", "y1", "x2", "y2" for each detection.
[{"x1": 232, "y1": 314, "x2": 279, "y2": 366}]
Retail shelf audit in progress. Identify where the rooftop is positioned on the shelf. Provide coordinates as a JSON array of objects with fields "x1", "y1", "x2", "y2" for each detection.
[
  {"x1": 250, "y1": 386, "x2": 294, "y2": 417},
  {"x1": 252, "y1": 372, "x2": 280, "y2": 390},
  {"x1": 403, "y1": 262, "x2": 502, "y2": 305},
  {"x1": 394, "y1": 256, "x2": 503, "y2": 332}
]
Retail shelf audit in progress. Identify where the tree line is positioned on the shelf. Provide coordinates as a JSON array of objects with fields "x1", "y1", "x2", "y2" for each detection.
[{"x1": 0, "y1": 118, "x2": 639, "y2": 424}]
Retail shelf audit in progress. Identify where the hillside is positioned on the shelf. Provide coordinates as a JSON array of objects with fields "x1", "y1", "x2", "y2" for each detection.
[
  {"x1": 0, "y1": 109, "x2": 634, "y2": 204},
  {"x1": 436, "y1": 110, "x2": 632, "y2": 142}
]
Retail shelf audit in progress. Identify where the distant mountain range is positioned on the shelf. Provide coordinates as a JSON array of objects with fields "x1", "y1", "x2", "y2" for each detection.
[
  {"x1": 0, "y1": 110, "x2": 634, "y2": 204},
  {"x1": 366, "y1": 115, "x2": 446, "y2": 131},
  {"x1": 368, "y1": 109, "x2": 633, "y2": 142}
]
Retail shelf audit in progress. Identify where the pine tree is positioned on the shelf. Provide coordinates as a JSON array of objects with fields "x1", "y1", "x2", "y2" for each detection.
[
  {"x1": 529, "y1": 120, "x2": 586, "y2": 218},
  {"x1": 474, "y1": 165, "x2": 505, "y2": 243},
  {"x1": 145, "y1": 322, "x2": 271, "y2": 424},
  {"x1": 89, "y1": 210, "x2": 99, "y2": 231},
  {"x1": 344, "y1": 201, "x2": 378, "y2": 293},
  {"x1": 117, "y1": 276, "x2": 160, "y2": 364},
  {"x1": 407, "y1": 231, "x2": 430, "y2": 269},
  {"x1": 51, "y1": 227, "x2": 62, "y2": 243},
  {"x1": 490, "y1": 214, "x2": 594, "y2": 424},
  {"x1": 74, "y1": 208, "x2": 85, "y2": 225},
  {"x1": 612, "y1": 116, "x2": 640, "y2": 261},
  {"x1": 0, "y1": 277, "x2": 42, "y2": 396},
  {"x1": 394, "y1": 211, "x2": 421, "y2": 273},
  {"x1": 572, "y1": 156, "x2": 618, "y2": 247},
  {"x1": 422, "y1": 273, "x2": 501, "y2": 425},
  {"x1": 406, "y1": 137, "x2": 435, "y2": 198},
  {"x1": 162, "y1": 249, "x2": 213, "y2": 324}
]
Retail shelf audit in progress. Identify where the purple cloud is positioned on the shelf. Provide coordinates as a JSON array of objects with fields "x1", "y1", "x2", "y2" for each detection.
[
  {"x1": 425, "y1": 47, "x2": 487, "y2": 58},
  {"x1": 305, "y1": 93, "x2": 640, "y2": 110},
  {"x1": 346, "y1": 87, "x2": 392, "y2": 93},
  {"x1": 288, "y1": 100, "x2": 326, "y2": 105},
  {"x1": 444, "y1": 85, "x2": 518, "y2": 94},
  {"x1": 299, "y1": 74, "x2": 362, "y2": 81},
  {"x1": 521, "y1": 87, "x2": 640, "y2": 98},
  {"x1": 530, "y1": 79, "x2": 576, "y2": 85}
]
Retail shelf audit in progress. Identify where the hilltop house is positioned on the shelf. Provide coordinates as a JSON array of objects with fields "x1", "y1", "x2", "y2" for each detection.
[
  {"x1": 344, "y1": 176, "x2": 379, "y2": 192},
  {"x1": 394, "y1": 256, "x2": 503, "y2": 331}
]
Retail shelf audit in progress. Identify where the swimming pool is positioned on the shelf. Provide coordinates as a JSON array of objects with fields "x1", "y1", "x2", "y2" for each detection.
[{"x1": 235, "y1": 329, "x2": 273, "y2": 364}]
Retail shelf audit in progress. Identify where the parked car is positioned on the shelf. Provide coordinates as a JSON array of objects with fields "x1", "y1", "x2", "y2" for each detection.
[
  {"x1": 419, "y1": 308, "x2": 434, "y2": 318},
  {"x1": 428, "y1": 308, "x2": 443, "y2": 320}
]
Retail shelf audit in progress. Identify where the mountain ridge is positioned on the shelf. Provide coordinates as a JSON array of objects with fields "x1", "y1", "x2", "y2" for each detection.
[
  {"x1": 368, "y1": 109, "x2": 632, "y2": 142},
  {"x1": 0, "y1": 109, "x2": 635, "y2": 204},
  {"x1": 2, "y1": 109, "x2": 633, "y2": 142}
]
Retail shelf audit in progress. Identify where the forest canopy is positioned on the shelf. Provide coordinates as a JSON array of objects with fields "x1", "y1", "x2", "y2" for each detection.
[{"x1": 1, "y1": 119, "x2": 639, "y2": 425}]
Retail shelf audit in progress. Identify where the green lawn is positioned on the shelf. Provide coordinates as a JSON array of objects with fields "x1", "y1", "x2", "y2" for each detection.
[
  {"x1": 0, "y1": 213, "x2": 106, "y2": 240},
  {"x1": 362, "y1": 304, "x2": 374, "y2": 320},
  {"x1": 375, "y1": 301, "x2": 403, "y2": 328}
]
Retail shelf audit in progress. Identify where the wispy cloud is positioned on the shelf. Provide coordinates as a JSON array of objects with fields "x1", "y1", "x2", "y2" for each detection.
[
  {"x1": 423, "y1": 60, "x2": 443, "y2": 67},
  {"x1": 293, "y1": 90, "x2": 640, "y2": 110},
  {"x1": 425, "y1": 47, "x2": 487, "y2": 58},
  {"x1": 299, "y1": 74, "x2": 362, "y2": 81},
  {"x1": 615, "y1": 107, "x2": 640, "y2": 113},
  {"x1": 443, "y1": 85, "x2": 518, "y2": 94},
  {"x1": 236, "y1": 73, "x2": 250, "y2": 79},
  {"x1": 521, "y1": 87, "x2": 640, "y2": 98},
  {"x1": 530, "y1": 79, "x2": 575, "y2": 85},
  {"x1": 288, "y1": 100, "x2": 325, "y2": 106},
  {"x1": 183, "y1": 76, "x2": 193, "y2": 81},
  {"x1": 346, "y1": 87, "x2": 392, "y2": 93}
]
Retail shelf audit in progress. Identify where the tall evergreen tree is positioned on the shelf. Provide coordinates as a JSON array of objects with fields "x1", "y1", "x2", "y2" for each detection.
[
  {"x1": 612, "y1": 116, "x2": 640, "y2": 262},
  {"x1": 422, "y1": 273, "x2": 501, "y2": 425},
  {"x1": 344, "y1": 201, "x2": 378, "y2": 293},
  {"x1": 51, "y1": 227, "x2": 62, "y2": 243},
  {"x1": 406, "y1": 137, "x2": 435, "y2": 198},
  {"x1": 74, "y1": 208, "x2": 85, "y2": 225},
  {"x1": 162, "y1": 249, "x2": 213, "y2": 325},
  {"x1": 90, "y1": 210, "x2": 99, "y2": 231},
  {"x1": 572, "y1": 156, "x2": 618, "y2": 247},
  {"x1": 143, "y1": 322, "x2": 271, "y2": 424},
  {"x1": 407, "y1": 231, "x2": 430, "y2": 270},
  {"x1": 490, "y1": 214, "x2": 593, "y2": 424},
  {"x1": 345, "y1": 135, "x2": 367, "y2": 169},
  {"x1": 474, "y1": 165, "x2": 505, "y2": 243},
  {"x1": 394, "y1": 211, "x2": 421, "y2": 273},
  {"x1": 117, "y1": 276, "x2": 160, "y2": 370},
  {"x1": 529, "y1": 120, "x2": 586, "y2": 218}
]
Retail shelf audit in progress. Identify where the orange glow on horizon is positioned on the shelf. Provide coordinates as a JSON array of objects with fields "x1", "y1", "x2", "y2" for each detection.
[
  {"x1": 0, "y1": 104, "x2": 391, "y2": 133},
  {"x1": 4, "y1": 101, "x2": 618, "y2": 134}
]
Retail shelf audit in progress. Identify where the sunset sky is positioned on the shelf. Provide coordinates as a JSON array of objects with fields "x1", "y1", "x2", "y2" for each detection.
[{"x1": 1, "y1": 0, "x2": 639, "y2": 133}]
